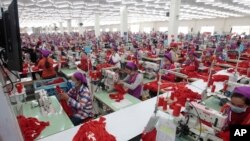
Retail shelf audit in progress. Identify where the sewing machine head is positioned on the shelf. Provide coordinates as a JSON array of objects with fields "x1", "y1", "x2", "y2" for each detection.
[
  {"x1": 103, "y1": 70, "x2": 119, "y2": 92},
  {"x1": 143, "y1": 61, "x2": 159, "y2": 71},
  {"x1": 35, "y1": 90, "x2": 51, "y2": 113},
  {"x1": 185, "y1": 101, "x2": 227, "y2": 131}
]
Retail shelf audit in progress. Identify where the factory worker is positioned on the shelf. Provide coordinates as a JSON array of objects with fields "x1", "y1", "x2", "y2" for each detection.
[
  {"x1": 221, "y1": 86, "x2": 250, "y2": 126},
  {"x1": 161, "y1": 53, "x2": 176, "y2": 81},
  {"x1": 169, "y1": 42, "x2": 179, "y2": 63},
  {"x1": 201, "y1": 50, "x2": 213, "y2": 67},
  {"x1": 59, "y1": 72, "x2": 93, "y2": 126},
  {"x1": 109, "y1": 45, "x2": 121, "y2": 68},
  {"x1": 183, "y1": 51, "x2": 199, "y2": 71},
  {"x1": 37, "y1": 49, "x2": 56, "y2": 79},
  {"x1": 118, "y1": 62, "x2": 143, "y2": 99}
]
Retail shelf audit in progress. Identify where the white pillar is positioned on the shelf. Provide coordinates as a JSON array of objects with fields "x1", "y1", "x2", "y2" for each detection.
[
  {"x1": 78, "y1": 19, "x2": 84, "y2": 35},
  {"x1": 95, "y1": 14, "x2": 100, "y2": 37},
  {"x1": 120, "y1": 6, "x2": 128, "y2": 40},
  {"x1": 168, "y1": 0, "x2": 181, "y2": 44},
  {"x1": 59, "y1": 22, "x2": 63, "y2": 33},
  {"x1": 67, "y1": 19, "x2": 72, "y2": 33}
]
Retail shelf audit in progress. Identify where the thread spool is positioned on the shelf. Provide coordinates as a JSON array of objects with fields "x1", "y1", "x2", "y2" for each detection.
[
  {"x1": 158, "y1": 97, "x2": 164, "y2": 107},
  {"x1": 211, "y1": 85, "x2": 216, "y2": 92},
  {"x1": 162, "y1": 100, "x2": 168, "y2": 111},
  {"x1": 15, "y1": 83, "x2": 23, "y2": 93},
  {"x1": 173, "y1": 104, "x2": 181, "y2": 117}
]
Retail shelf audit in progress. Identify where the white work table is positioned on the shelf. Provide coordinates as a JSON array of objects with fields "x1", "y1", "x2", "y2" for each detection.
[
  {"x1": 38, "y1": 78, "x2": 224, "y2": 141},
  {"x1": 38, "y1": 92, "x2": 170, "y2": 141}
]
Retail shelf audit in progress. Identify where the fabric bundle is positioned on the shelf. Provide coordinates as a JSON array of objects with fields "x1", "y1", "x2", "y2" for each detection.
[
  {"x1": 17, "y1": 115, "x2": 49, "y2": 141},
  {"x1": 109, "y1": 84, "x2": 127, "y2": 102},
  {"x1": 55, "y1": 85, "x2": 73, "y2": 116},
  {"x1": 73, "y1": 117, "x2": 116, "y2": 141}
]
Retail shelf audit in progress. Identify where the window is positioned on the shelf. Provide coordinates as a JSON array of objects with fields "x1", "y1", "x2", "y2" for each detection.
[
  {"x1": 105, "y1": 28, "x2": 110, "y2": 32},
  {"x1": 130, "y1": 24, "x2": 140, "y2": 33},
  {"x1": 232, "y1": 26, "x2": 250, "y2": 35},
  {"x1": 178, "y1": 26, "x2": 188, "y2": 34},
  {"x1": 200, "y1": 26, "x2": 214, "y2": 35},
  {"x1": 143, "y1": 27, "x2": 151, "y2": 33},
  {"x1": 159, "y1": 27, "x2": 168, "y2": 32},
  {"x1": 112, "y1": 28, "x2": 118, "y2": 32},
  {"x1": 100, "y1": 29, "x2": 103, "y2": 32}
]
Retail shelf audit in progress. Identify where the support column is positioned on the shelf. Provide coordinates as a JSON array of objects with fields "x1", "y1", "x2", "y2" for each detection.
[
  {"x1": 59, "y1": 22, "x2": 63, "y2": 33},
  {"x1": 78, "y1": 19, "x2": 84, "y2": 35},
  {"x1": 95, "y1": 14, "x2": 100, "y2": 37},
  {"x1": 168, "y1": 0, "x2": 181, "y2": 44},
  {"x1": 120, "y1": 6, "x2": 128, "y2": 42},
  {"x1": 67, "y1": 19, "x2": 72, "y2": 33}
]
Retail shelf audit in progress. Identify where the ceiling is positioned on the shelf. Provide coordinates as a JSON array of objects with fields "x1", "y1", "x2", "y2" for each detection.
[{"x1": 1, "y1": 0, "x2": 250, "y2": 27}]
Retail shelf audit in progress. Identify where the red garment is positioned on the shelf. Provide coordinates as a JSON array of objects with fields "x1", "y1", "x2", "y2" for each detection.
[
  {"x1": 17, "y1": 115, "x2": 49, "y2": 141},
  {"x1": 141, "y1": 128, "x2": 157, "y2": 141},
  {"x1": 162, "y1": 64, "x2": 176, "y2": 82},
  {"x1": 56, "y1": 86, "x2": 73, "y2": 116},
  {"x1": 212, "y1": 75, "x2": 229, "y2": 82},
  {"x1": 73, "y1": 117, "x2": 116, "y2": 141},
  {"x1": 78, "y1": 56, "x2": 92, "y2": 71},
  {"x1": 109, "y1": 84, "x2": 127, "y2": 102}
]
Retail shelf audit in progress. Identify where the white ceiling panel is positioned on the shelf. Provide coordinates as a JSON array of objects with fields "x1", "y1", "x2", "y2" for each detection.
[{"x1": 1, "y1": 0, "x2": 250, "y2": 27}]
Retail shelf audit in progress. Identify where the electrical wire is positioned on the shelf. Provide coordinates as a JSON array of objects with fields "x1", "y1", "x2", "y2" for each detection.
[{"x1": 188, "y1": 101, "x2": 202, "y2": 141}]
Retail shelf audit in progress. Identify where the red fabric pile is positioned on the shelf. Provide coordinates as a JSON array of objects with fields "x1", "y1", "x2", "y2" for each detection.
[
  {"x1": 55, "y1": 85, "x2": 73, "y2": 116},
  {"x1": 89, "y1": 71, "x2": 102, "y2": 81},
  {"x1": 73, "y1": 117, "x2": 116, "y2": 141},
  {"x1": 17, "y1": 115, "x2": 49, "y2": 141},
  {"x1": 96, "y1": 63, "x2": 113, "y2": 71},
  {"x1": 78, "y1": 57, "x2": 92, "y2": 71},
  {"x1": 109, "y1": 84, "x2": 127, "y2": 102},
  {"x1": 144, "y1": 80, "x2": 178, "y2": 92},
  {"x1": 170, "y1": 85, "x2": 201, "y2": 106},
  {"x1": 32, "y1": 66, "x2": 39, "y2": 71},
  {"x1": 237, "y1": 61, "x2": 249, "y2": 75},
  {"x1": 46, "y1": 77, "x2": 65, "y2": 85},
  {"x1": 212, "y1": 75, "x2": 229, "y2": 82}
]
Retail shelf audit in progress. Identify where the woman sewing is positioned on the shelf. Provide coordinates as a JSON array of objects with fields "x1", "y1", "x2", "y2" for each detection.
[
  {"x1": 218, "y1": 86, "x2": 250, "y2": 141},
  {"x1": 118, "y1": 62, "x2": 143, "y2": 99},
  {"x1": 161, "y1": 53, "x2": 176, "y2": 82},
  {"x1": 109, "y1": 44, "x2": 121, "y2": 68},
  {"x1": 182, "y1": 51, "x2": 199, "y2": 71},
  {"x1": 59, "y1": 72, "x2": 93, "y2": 126},
  {"x1": 37, "y1": 49, "x2": 56, "y2": 79}
]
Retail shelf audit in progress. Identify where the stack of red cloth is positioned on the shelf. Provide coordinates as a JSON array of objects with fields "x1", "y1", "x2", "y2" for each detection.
[
  {"x1": 144, "y1": 80, "x2": 177, "y2": 92},
  {"x1": 212, "y1": 75, "x2": 229, "y2": 82},
  {"x1": 17, "y1": 115, "x2": 49, "y2": 141},
  {"x1": 109, "y1": 84, "x2": 127, "y2": 102},
  {"x1": 78, "y1": 57, "x2": 92, "y2": 71},
  {"x1": 89, "y1": 71, "x2": 102, "y2": 81},
  {"x1": 96, "y1": 63, "x2": 113, "y2": 71},
  {"x1": 73, "y1": 117, "x2": 116, "y2": 141},
  {"x1": 32, "y1": 66, "x2": 39, "y2": 71},
  {"x1": 170, "y1": 85, "x2": 201, "y2": 106}
]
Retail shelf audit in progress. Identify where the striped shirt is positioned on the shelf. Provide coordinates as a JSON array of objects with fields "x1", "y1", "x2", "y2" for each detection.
[{"x1": 67, "y1": 85, "x2": 93, "y2": 120}]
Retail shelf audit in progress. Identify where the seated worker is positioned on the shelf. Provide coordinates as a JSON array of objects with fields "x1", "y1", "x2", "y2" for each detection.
[
  {"x1": 169, "y1": 42, "x2": 179, "y2": 63},
  {"x1": 218, "y1": 86, "x2": 250, "y2": 141},
  {"x1": 201, "y1": 50, "x2": 213, "y2": 67},
  {"x1": 221, "y1": 86, "x2": 250, "y2": 126},
  {"x1": 161, "y1": 53, "x2": 176, "y2": 81},
  {"x1": 182, "y1": 51, "x2": 199, "y2": 71},
  {"x1": 59, "y1": 72, "x2": 93, "y2": 126},
  {"x1": 109, "y1": 45, "x2": 121, "y2": 68},
  {"x1": 37, "y1": 49, "x2": 56, "y2": 79},
  {"x1": 118, "y1": 62, "x2": 143, "y2": 99}
]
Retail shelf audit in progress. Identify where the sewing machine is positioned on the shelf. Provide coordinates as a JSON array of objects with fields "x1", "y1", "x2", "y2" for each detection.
[
  {"x1": 103, "y1": 70, "x2": 119, "y2": 92},
  {"x1": 35, "y1": 90, "x2": 53, "y2": 115},
  {"x1": 143, "y1": 61, "x2": 159, "y2": 79},
  {"x1": 177, "y1": 100, "x2": 226, "y2": 141}
]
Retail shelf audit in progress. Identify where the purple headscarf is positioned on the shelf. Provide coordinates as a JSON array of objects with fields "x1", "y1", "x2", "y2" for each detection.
[
  {"x1": 126, "y1": 62, "x2": 137, "y2": 70},
  {"x1": 40, "y1": 49, "x2": 51, "y2": 57},
  {"x1": 73, "y1": 72, "x2": 87, "y2": 85},
  {"x1": 233, "y1": 86, "x2": 250, "y2": 99},
  {"x1": 164, "y1": 52, "x2": 172, "y2": 63}
]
